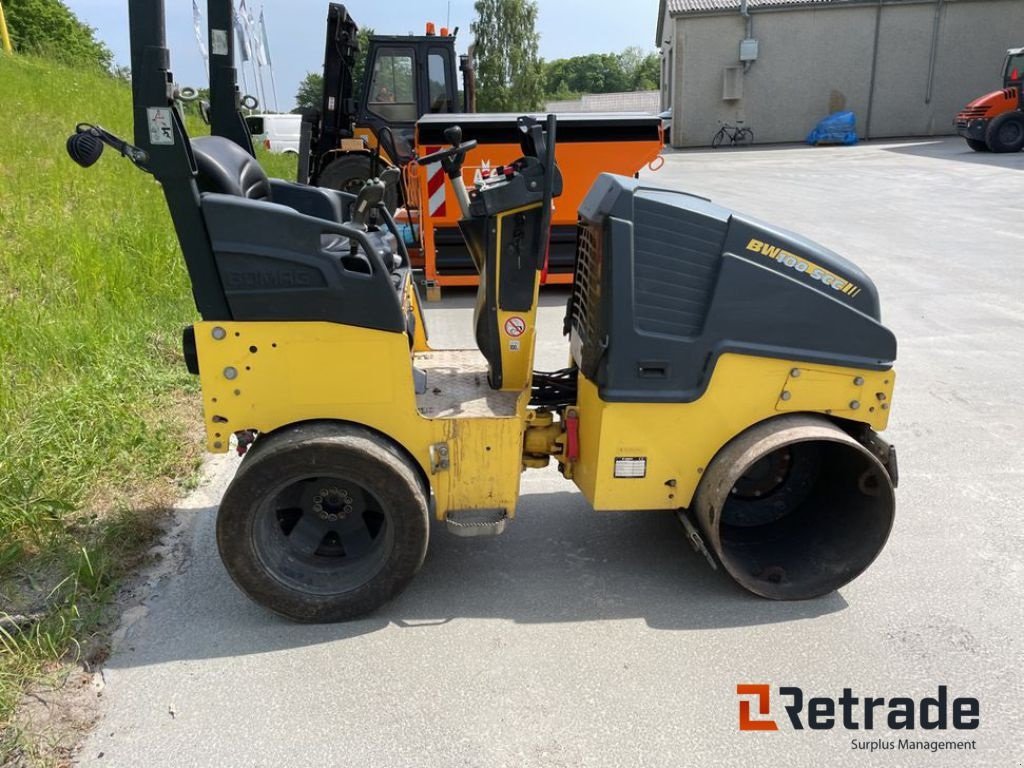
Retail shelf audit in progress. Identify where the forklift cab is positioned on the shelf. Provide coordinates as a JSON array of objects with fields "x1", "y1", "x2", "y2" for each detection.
[
  {"x1": 360, "y1": 34, "x2": 460, "y2": 162},
  {"x1": 1004, "y1": 47, "x2": 1024, "y2": 89},
  {"x1": 311, "y1": 3, "x2": 467, "y2": 183}
]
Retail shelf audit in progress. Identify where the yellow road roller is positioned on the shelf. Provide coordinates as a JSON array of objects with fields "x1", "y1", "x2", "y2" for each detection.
[{"x1": 66, "y1": 0, "x2": 897, "y2": 622}]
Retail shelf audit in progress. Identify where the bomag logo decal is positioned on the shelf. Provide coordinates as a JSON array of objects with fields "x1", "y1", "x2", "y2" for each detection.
[{"x1": 746, "y1": 238, "x2": 861, "y2": 298}]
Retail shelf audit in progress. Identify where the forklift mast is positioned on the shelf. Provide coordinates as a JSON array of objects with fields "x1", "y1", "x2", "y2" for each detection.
[{"x1": 316, "y1": 4, "x2": 360, "y2": 159}]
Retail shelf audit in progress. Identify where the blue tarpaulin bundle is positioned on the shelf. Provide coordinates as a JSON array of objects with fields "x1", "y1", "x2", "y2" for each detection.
[{"x1": 806, "y1": 111, "x2": 859, "y2": 146}]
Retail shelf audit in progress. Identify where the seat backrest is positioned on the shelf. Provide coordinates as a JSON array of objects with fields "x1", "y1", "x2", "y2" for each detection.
[{"x1": 191, "y1": 136, "x2": 270, "y2": 200}]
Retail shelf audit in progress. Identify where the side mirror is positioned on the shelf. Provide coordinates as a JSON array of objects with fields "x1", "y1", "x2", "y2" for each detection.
[{"x1": 65, "y1": 123, "x2": 150, "y2": 169}]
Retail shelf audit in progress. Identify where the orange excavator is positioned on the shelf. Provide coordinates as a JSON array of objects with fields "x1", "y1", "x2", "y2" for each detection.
[{"x1": 955, "y1": 47, "x2": 1024, "y2": 153}]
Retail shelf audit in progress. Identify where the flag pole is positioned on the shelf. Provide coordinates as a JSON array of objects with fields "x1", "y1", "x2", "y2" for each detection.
[
  {"x1": 240, "y1": 0, "x2": 264, "y2": 110},
  {"x1": 192, "y1": 0, "x2": 209, "y2": 84},
  {"x1": 250, "y1": 57, "x2": 261, "y2": 108},
  {"x1": 239, "y1": 60, "x2": 249, "y2": 99},
  {"x1": 268, "y1": 65, "x2": 280, "y2": 112},
  {"x1": 259, "y1": 6, "x2": 280, "y2": 112},
  {"x1": 233, "y1": 0, "x2": 252, "y2": 107},
  {"x1": 252, "y1": 40, "x2": 267, "y2": 110}
]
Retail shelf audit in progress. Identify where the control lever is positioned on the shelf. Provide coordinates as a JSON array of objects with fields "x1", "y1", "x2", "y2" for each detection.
[
  {"x1": 416, "y1": 125, "x2": 477, "y2": 218},
  {"x1": 66, "y1": 123, "x2": 149, "y2": 170},
  {"x1": 351, "y1": 178, "x2": 386, "y2": 229},
  {"x1": 379, "y1": 166, "x2": 401, "y2": 185}
]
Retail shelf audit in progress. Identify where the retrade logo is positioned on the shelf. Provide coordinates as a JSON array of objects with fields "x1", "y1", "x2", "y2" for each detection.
[
  {"x1": 737, "y1": 684, "x2": 779, "y2": 731},
  {"x1": 736, "y1": 684, "x2": 979, "y2": 732}
]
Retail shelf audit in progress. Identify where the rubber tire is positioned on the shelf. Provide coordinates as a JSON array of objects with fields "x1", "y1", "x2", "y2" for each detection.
[
  {"x1": 711, "y1": 129, "x2": 725, "y2": 149},
  {"x1": 317, "y1": 154, "x2": 400, "y2": 211},
  {"x1": 965, "y1": 138, "x2": 989, "y2": 152},
  {"x1": 985, "y1": 113, "x2": 1024, "y2": 153},
  {"x1": 217, "y1": 422, "x2": 429, "y2": 623},
  {"x1": 737, "y1": 128, "x2": 754, "y2": 146}
]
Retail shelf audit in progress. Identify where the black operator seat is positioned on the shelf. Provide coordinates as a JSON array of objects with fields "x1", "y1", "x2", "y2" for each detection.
[
  {"x1": 192, "y1": 136, "x2": 345, "y2": 222},
  {"x1": 190, "y1": 136, "x2": 408, "y2": 333},
  {"x1": 190, "y1": 136, "x2": 399, "y2": 275}
]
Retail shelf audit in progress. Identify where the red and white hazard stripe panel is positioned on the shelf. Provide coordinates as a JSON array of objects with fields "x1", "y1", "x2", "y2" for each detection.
[{"x1": 424, "y1": 146, "x2": 447, "y2": 218}]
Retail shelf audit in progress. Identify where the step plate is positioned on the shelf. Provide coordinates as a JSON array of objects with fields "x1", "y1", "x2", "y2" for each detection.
[
  {"x1": 414, "y1": 350, "x2": 519, "y2": 419},
  {"x1": 445, "y1": 508, "x2": 509, "y2": 538}
]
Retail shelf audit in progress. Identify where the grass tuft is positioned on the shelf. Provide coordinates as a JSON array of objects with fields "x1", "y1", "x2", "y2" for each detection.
[{"x1": 0, "y1": 54, "x2": 300, "y2": 762}]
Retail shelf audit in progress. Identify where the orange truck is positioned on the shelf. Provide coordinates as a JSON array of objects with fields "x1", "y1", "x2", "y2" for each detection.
[
  {"x1": 956, "y1": 47, "x2": 1024, "y2": 153},
  {"x1": 407, "y1": 113, "x2": 664, "y2": 295}
]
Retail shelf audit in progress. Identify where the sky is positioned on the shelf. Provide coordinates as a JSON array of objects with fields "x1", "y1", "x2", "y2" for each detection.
[{"x1": 65, "y1": 0, "x2": 662, "y2": 111}]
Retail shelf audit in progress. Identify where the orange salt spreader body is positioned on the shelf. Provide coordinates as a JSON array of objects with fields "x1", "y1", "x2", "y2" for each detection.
[{"x1": 408, "y1": 113, "x2": 665, "y2": 292}]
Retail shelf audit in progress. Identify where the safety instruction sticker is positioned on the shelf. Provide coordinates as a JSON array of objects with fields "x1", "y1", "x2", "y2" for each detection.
[
  {"x1": 614, "y1": 457, "x2": 647, "y2": 478},
  {"x1": 211, "y1": 29, "x2": 229, "y2": 56},
  {"x1": 147, "y1": 108, "x2": 174, "y2": 145},
  {"x1": 503, "y1": 316, "x2": 526, "y2": 337}
]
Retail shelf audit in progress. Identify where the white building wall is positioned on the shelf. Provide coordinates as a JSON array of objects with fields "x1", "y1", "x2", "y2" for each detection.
[
  {"x1": 545, "y1": 90, "x2": 661, "y2": 113},
  {"x1": 664, "y1": 0, "x2": 1024, "y2": 147}
]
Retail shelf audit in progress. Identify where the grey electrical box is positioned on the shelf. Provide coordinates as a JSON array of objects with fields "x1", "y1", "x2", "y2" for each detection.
[{"x1": 740, "y1": 38, "x2": 759, "y2": 62}]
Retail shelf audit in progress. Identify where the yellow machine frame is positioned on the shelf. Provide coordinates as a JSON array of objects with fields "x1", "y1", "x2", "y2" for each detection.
[{"x1": 195, "y1": 270, "x2": 895, "y2": 520}]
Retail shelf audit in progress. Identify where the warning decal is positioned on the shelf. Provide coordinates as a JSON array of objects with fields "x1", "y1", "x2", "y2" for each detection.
[
  {"x1": 147, "y1": 108, "x2": 174, "y2": 145},
  {"x1": 614, "y1": 457, "x2": 647, "y2": 478},
  {"x1": 503, "y1": 316, "x2": 526, "y2": 337}
]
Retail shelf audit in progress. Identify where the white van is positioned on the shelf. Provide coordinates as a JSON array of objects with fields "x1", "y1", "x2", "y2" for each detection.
[{"x1": 244, "y1": 114, "x2": 302, "y2": 154}]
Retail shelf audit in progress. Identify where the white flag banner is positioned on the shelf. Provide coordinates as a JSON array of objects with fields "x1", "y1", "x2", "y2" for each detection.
[
  {"x1": 233, "y1": 1, "x2": 251, "y2": 61},
  {"x1": 240, "y1": 0, "x2": 264, "y2": 66},
  {"x1": 259, "y1": 7, "x2": 273, "y2": 67},
  {"x1": 192, "y1": 0, "x2": 208, "y2": 60}
]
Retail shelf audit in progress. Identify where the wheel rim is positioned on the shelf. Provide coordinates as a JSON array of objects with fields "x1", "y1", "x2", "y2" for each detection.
[
  {"x1": 998, "y1": 121, "x2": 1023, "y2": 145},
  {"x1": 721, "y1": 442, "x2": 822, "y2": 529},
  {"x1": 252, "y1": 474, "x2": 393, "y2": 596}
]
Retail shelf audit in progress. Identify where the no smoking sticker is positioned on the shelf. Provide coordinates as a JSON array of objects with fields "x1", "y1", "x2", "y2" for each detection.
[{"x1": 503, "y1": 316, "x2": 526, "y2": 337}]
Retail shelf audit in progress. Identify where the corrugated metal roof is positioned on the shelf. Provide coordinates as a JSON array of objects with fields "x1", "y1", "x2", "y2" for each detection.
[
  {"x1": 667, "y1": 0, "x2": 845, "y2": 14},
  {"x1": 656, "y1": 0, "x2": 859, "y2": 46}
]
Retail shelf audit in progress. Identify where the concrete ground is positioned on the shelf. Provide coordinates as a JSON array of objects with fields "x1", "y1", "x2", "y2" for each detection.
[{"x1": 80, "y1": 138, "x2": 1022, "y2": 767}]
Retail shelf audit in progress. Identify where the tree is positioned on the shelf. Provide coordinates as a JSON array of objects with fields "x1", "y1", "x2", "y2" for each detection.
[
  {"x1": 4, "y1": 0, "x2": 112, "y2": 71},
  {"x1": 352, "y1": 27, "x2": 374, "y2": 102},
  {"x1": 544, "y1": 53, "x2": 626, "y2": 96},
  {"x1": 471, "y1": 0, "x2": 543, "y2": 112},
  {"x1": 293, "y1": 26, "x2": 374, "y2": 111},
  {"x1": 295, "y1": 72, "x2": 323, "y2": 111},
  {"x1": 619, "y1": 46, "x2": 659, "y2": 91},
  {"x1": 541, "y1": 47, "x2": 660, "y2": 98}
]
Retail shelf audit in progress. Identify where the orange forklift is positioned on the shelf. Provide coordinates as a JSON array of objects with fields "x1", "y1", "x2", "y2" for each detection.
[
  {"x1": 299, "y1": 4, "x2": 473, "y2": 210},
  {"x1": 955, "y1": 47, "x2": 1024, "y2": 153}
]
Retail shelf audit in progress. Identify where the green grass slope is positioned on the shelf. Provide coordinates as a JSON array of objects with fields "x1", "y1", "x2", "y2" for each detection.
[{"x1": 0, "y1": 54, "x2": 288, "y2": 758}]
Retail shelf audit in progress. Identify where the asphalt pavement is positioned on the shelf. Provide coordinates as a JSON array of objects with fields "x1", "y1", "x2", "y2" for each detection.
[{"x1": 80, "y1": 138, "x2": 1023, "y2": 767}]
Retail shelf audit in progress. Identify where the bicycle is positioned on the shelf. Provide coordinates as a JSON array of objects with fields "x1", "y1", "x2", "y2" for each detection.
[{"x1": 711, "y1": 121, "x2": 754, "y2": 148}]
